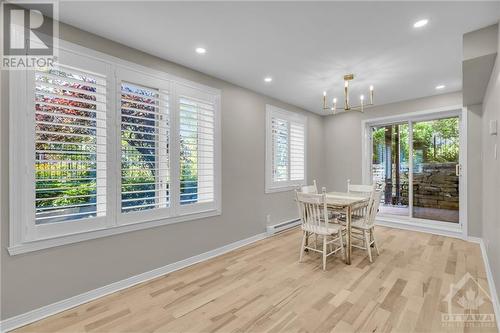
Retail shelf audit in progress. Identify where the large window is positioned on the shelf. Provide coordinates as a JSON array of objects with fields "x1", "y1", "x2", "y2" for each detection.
[
  {"x1": 265, "y1": 105, "x2": 307, "y2": 193},
  {"x1": 9, "y1": 43, "x2": 221, "y2": 254}
]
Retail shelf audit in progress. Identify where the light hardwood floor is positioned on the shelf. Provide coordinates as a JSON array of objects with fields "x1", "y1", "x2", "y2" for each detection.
[{"x1": 14, "y1": 227, "x2": 496, "y2": 333}]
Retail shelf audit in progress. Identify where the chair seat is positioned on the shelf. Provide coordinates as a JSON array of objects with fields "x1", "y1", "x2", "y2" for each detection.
[
  {"x1": 302, "y1": 222, "x2": 342, "y2": 235},
  {"x1": 338, "y1": 217, "x2": 373, "y2": 230},
  {"x1": 351, "y1": 219, "x2": 373, "y2": 230}
]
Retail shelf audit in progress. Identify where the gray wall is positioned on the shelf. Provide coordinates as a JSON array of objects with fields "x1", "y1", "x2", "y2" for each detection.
[
  {"x1": 0, "y1": 24, "x2": 325, "y2": 319},
  {"x1": 481, "y1": 24, "x2": 500, "y2": 299},
  {"x1": 467, "y1": 104, "x2": 484, "y2": 237}
]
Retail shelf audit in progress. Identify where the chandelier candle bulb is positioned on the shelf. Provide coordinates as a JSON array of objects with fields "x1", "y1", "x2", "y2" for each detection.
[
  {"x1": 344, "y1": 80, "x2": 349, "y2": 110},
  {"x1": 323, "y1": 91, "x2": 327, "y2": 109}
]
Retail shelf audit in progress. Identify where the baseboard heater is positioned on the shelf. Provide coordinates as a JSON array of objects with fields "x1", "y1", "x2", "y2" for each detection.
[{"x1": 266, "y1": 219, "x2": 301, "y2": 235}]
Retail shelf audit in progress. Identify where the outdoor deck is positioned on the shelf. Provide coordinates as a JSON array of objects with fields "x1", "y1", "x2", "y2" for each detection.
[{"x1": 379, "y1": 205, "x2": 459, "y2": 223}]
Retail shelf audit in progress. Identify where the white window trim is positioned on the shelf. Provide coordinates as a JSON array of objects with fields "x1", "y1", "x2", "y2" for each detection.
[
  {"x1": 360, "y1": 104, "x2": 467, "y2": 240},
  {"x1": 8, "y1": 38, "x2": 222, "y2": 255},
  {"x1": 265, "y1": 104, "x2": 307, "y2": 193}
]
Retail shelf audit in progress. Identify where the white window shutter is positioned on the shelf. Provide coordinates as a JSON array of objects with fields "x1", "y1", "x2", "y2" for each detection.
[
  {"x1": 179, "y1": 92, "x2": 216, "y2": 206},
  {"x1": 272, "y1": 117, "x2": 289, "y2": 182},
  {"x1": 120, "y1": 81, "x2": 170, "y2": 212},
  {"x1": 34, "y1": 65, "x2": 107, "y2": 224},
  {"x1": 290, "y1": 121, "x2": 305, "y2": 181}
]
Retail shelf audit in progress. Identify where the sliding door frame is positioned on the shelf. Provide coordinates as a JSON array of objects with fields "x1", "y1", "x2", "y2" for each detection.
[{"x1": 361, "y1": 105, "x2": 468, "y2": 239}]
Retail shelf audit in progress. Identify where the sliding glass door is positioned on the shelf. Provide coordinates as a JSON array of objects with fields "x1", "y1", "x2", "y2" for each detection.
[
  {"x1": 369, "y1": 114, "x2": 461, "y2": 224},
  {"x1": 411, "y1": 117, "x2": 460, "y2": 223}
]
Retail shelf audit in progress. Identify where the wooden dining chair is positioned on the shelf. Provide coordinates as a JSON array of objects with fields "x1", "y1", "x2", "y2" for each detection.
[
  {"x1": 300, "y1": 180, "x2": 318, "y2": 194},
  {"x1": 345, "y1": 186, "x2": 384, "y2": 262},
  {"x1": 296, "y1": 192, "x2": 345, "y2": 270},
  {"x1": 346, "y1": 180, "x2": 376, "y2": 218}
]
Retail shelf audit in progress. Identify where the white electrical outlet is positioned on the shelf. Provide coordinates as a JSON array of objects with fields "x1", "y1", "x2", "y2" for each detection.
[{"x1": 490, "y1": 120, "x2": 498, "y2": 135}]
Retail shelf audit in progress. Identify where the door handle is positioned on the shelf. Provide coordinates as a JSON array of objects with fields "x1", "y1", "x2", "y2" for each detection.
[{"x1": 456, "y1": 164, "x2": 461, "y2": 176}]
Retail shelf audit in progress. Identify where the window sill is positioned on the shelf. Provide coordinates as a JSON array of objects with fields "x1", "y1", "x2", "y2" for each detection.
[
  {"x1": 265, "y1": 185, "x2": 300, "y2": 194},
  {"x1": 8, "y1": 209, "x2": 221, "y2": 256}
]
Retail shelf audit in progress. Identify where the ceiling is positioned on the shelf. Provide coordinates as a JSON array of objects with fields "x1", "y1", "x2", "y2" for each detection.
[{"x1": 56, "y1": 1, "x2": 500, "y2": 114}]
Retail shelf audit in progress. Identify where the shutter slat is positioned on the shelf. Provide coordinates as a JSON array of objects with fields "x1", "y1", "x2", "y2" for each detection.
[{"x1": 35, "y1": 71, "x2": 106, "y2": 90}]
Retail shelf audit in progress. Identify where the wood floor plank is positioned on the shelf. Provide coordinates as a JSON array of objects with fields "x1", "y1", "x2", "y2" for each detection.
[{"x1": 12, "y1": 227, "x2": 497, "y2": 333}]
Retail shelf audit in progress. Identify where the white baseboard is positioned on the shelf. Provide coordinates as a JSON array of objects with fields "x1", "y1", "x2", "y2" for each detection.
[
  {"x1": 468, "y1": 236, "x2": 500, "y2": 330},
  {"x1": 0, "y1": 232, "x2": 269, "y2": 333},
  {"x1": 375, "y1": 217, "x2": 463, "y2": 239}
]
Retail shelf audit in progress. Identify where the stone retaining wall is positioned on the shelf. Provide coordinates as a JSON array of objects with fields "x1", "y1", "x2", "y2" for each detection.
[
  {"x1": 374, "y1": 162, "x2": 459, "y2": 210},
  {"x1": 412, "y1": 162, "x2": 459, "y2": 210}
]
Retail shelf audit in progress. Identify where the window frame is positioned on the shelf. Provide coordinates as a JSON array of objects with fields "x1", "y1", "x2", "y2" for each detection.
[
  {"x1": 8, "y1": 39, "x2": 221, "y2": 255},
  {"x1": 265, "y1": 104, "x2": 307, "y2": 193}
]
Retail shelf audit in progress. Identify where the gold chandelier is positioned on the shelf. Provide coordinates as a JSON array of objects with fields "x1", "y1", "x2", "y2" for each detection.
[{"x1": 322, "y1": 74, "x2": 374, "y2": 113}]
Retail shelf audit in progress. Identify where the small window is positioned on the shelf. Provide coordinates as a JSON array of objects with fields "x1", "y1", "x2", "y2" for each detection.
[{"x1": 265, "y1": 105, "x2": 307, "y2": 193}]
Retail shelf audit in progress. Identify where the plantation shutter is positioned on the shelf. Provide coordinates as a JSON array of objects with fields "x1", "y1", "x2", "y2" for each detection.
[
  {"x1": 34, "y1": 65, "x2": 107, "y2": 224},
  {"x1": 120, "y1": 81, "x2": 170, "y2": 213},
  {"x1": 272, "y1": 117, "x2": 289, "y2": 182},
  {"x1": 178, "y1": 87, "x2": 216, "y2": 206},
  {"x1": 290, "y1": 121, "x2": 305, "y2": 181}
]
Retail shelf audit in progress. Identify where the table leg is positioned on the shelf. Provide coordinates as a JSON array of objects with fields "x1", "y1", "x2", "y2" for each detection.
[{"x1": 346, "y1": 206, "x2": 352, "y2": 265}]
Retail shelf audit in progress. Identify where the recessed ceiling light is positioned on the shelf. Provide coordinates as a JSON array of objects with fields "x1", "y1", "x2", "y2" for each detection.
[
  {"x1": 195, "y1": 47, "x2": 206, "y2": 54},
  {"x1": 413, "y1": 19, "x2": 429, "y2": 28},
  {"x1": 264, "y1": 77, "x2": 273, "y2": 83},
  {"x1": 435, "y1": 84, "x2": 446, "y2": 90}
]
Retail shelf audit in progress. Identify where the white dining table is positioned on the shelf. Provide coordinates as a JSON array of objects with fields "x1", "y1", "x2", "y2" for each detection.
[{"x1": 325, "y1": 191, "x2": 370, "y2": 265}]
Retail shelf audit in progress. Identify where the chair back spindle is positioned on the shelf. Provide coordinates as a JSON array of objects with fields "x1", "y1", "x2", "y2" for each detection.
[
  {"x1": 360, "y1": 183, "x2": 385, "y2": 228},
  {"x1": 296, "y1": 192, "x2": 329, "y2": 234}
]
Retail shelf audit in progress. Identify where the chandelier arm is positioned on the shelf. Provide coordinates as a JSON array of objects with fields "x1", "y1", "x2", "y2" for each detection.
[
  {"x1": 347, "y1": 103, "x2": 374, "y2": 110},
  {"x1": 323, "y1": 102, "x2": 374, "y2": 113}
]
